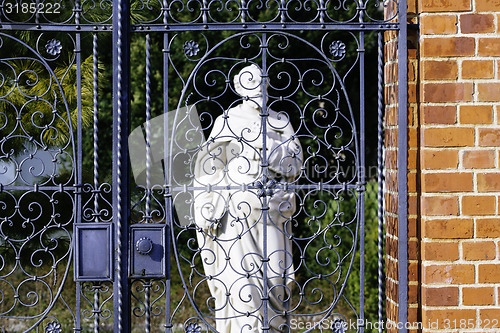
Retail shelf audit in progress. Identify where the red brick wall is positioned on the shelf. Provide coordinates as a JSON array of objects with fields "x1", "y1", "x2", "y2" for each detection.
[{"x1": 385, "y1": 0, "x2": 500, "y2": 331}]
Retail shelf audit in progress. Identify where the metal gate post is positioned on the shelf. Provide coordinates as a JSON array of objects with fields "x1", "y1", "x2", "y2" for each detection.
[
  {"x1": 113, "y1": 0, "x2": 131, "y2": 331},
  {"x1": 398, "y1": 0, "x2": 409, "y2": 330}
]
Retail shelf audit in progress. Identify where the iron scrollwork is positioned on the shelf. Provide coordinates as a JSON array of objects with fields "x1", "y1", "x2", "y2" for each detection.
[
  {"x1": 162, "y1": 30, "x2": 361, "y2": 332},
  {"x1": 0, "y1": 33, "x2": 76, "y2": 331}
]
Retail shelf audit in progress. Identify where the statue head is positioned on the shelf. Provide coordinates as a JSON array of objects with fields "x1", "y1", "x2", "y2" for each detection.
[{"x1": 233, "y1": 64, "x2": 266, "y2": 109}]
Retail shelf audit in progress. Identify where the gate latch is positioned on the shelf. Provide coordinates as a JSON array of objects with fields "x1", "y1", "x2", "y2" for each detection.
[{"x1": 129, "y1": 224, "x2": 166, "y2": 278}]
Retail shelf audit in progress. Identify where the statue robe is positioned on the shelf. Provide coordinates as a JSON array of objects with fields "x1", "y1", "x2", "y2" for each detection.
[{"x1": 193, "y1": 103, "x2": 302, "y2": 333}]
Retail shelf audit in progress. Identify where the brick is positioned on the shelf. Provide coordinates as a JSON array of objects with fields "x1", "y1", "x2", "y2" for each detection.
[
  {"x1": 386, "y1": 301, "x2": 398, "y2": 329},
  {"x1": 480, "y1": 309, "x2": 500, "y2": 322},
  {"x1": 419, "y1": 0, "x2": 471, "y2": 12},
  {"x1": 409, "y1": 262, "x2": 418, "y2": 282},
  {"x1": 476, "y1": 0, "x2": 500, "y2": 11},
  {"x1": 478, "y1": 264, "x2": 500, "y2": 283},
  {"x1": 422, "y1": 196, "x2": 459, "y2": 215},
  {"x1": 422, "y1": 82, "x2": 473, "y2": 103},
  {"x1": 408, "y1": 217, "x2": 417, "y2": 238},
  {"x1": 408, "y1": 308, "x2": 419, "y2": 325},
  {"x1": 421, "y1": 14, "x2": 457, "y2": 34},
  {"x1": 478, "y1": 173, "x2": 500, "y2": 192},
  {"x1": 408, "y1": 127, "x2": 418, "y2": 148},
  {"x1": 385, "y1": 106, "x2": 398, "y2": 127},
  {"x1": 423, "y1": 309, "x2": 476, "y2": 329},
  {"x1": 408, "y1": 48, "x2": 417, "y2": 59},
  {"x1": 408, "y1": 172, "x2": 417, "y2": 192},
  {"x1": 421, "y1": 172, "x2": 473, "y2": 192},
  {"x1": 408, "y1": 284, "x2": 418, "y2": 304},
  {"x1": 476, "y1": 218, "x2": 500, "y2": 238},
  {"x1": 385, "y1": 171, "x2": 398, "y2": 193},
  {"x1": 460, "y1": 13, "x2": 495, "y2": 33},
  {"x1": 462, "y1": 196, "x2": 496, "y2": 215},
  {"x1": 409, "y1": 105, "x2": 418, "y2": 127},
  {"x1": 421, "y1": 105, "x2": 457, "y2": 125},
  {"x1": 421, "y1": 37, "x2": 475, "y2": 57},
  {"x1": 385, "y1": 83, "x2": 398, "y2": 106},
  {"x1": 408, "y1": 239, "x2": 418, "y2": 260},
  {"x1": 386, "y1": 235, "x2": 399, "y2": 259},
  {"x1": 462, "y1": 60, "x2": 494, "y2": 80},
  {"x1": 423, "y1": 218, "x2": 473, "y2": 238},
  {"x1": 385, "y1": 192, "x2": 399, "y2": 217},
  {"x1": 408, "y1": 83, "x2": 417, "y2": 104},
  {"x1": 386, "y1": 256, "x2": 399, "y2": 281},
  {"x1": 478, "y1": 38, "x2": 500, "y2": 57},
  {"x1": 422, "y1": 149, "x2": 459, "y2": 169},
  {"x1": 422, "y1": 60, "x2": 458, "y2": 80},
  {"x1": 423, "y1": 287, "x2": 458, "y2": 306},
  {"x1": 385, "y1": 128, "x2": 398, "y2": 148},
  {"x1": 408, "y1": 61, "x2": 416, "y2": 82},
  {"x1": 477, "y1": 83, "x2": 500, "y2": 102},
  {"x1": 408, "y1": 149, "x2": 417, "y2": 169},
  {"x1": 462, "y1": 150, "x2": 495, "y2": 169},
  {"x1": 462, "y1": 287, "x2": 495, "y2": 305},
  {"x1": 422, "y1": 128, "x2": 474, "y2": 147},
  {"x1": 424, "y1": 264, "x2": 474, "y2": 284},
  {"x1": 479, "y1": 128, "x2": 500, "y2": 146},
  {"x1": 460, "y1": 105, "x2": 493, "y2": 124},
  {"x1": 386, "y1": 279, "x2": 398, "y2": 303},
  {"x1": 408, "y1": 0, "x2": 417, "y2": 13},
  {"x1": 385, "y1": 149, "x2": 397, "y2": 169},
  {"x1": 422, "y1": 241, "x2": 459, "y2": 261},
  {"x1": 463, "y1": 241, "x2": 496, "y2": 261}
]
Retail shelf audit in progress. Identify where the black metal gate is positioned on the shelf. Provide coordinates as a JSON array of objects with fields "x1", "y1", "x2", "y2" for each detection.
[{"x1": 0, "y1": 1, "x2": 407, "y2": 332}]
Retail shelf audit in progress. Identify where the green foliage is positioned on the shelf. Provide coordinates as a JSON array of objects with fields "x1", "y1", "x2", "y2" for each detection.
[
  {"x1": 0, "y1": 55, "x2": 98, "y2": 149},
  {"x1": 291, "y1": 181, "x2": 383, "y2": 325},
  {"x1": 345, "y1": 181, "x2": 384, "y2": 327}
]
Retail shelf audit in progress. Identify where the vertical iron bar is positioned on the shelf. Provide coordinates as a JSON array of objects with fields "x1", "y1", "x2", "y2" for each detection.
[
  {"x1": 35, "y1": 0, "x2": 40, "y2": 24},
  {"x1": 145, "y1": 283, "x2": 151, "y2": 333},
  {"x1": 145, "y1": 33, "x2": 152, "y2": 223},
  {"x1": 74, "y1": 5, "x2": 83, "y2": 328},
  {"x1": 202, "y1": 0, "x2": 208, "y2": 24},
  {"x1": 358, "y1": 4, "x2": 366, "y2": 332},
  {"x1": 163, "y1": 15, "x2": 173, "y2": 333},
  {"x1": 113, "y1": 0, "x2": 131, "y2": 331},
  {"x1": 240, "y1": 0, "x2": 246, "y2": 23},
  {"x1": 319, "y1": 0, "x2": 325, "y2": 23},
  {"x1": 93, "y1": 286, "x2": 100, "y2": 333},
  {"x1": 280, "y1": 0, "x2": 286, "y2": 23},
  {"x1": 398, "y1": 0, "x2": 409, "y2": 330},
  {"x1": 93, "y1": 32, "x2": 99, "y2": 222},
  {"x1": 377, "y1": 31, "x2": 384, "y2": 333},
  {"x1": 261, "y1": 32, "x2": 269, "y2": 332}
]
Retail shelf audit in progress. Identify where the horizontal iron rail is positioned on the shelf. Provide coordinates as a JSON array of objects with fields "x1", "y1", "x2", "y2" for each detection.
[
  {"x1": 0, "y1": 22, "x2": 400, "y2": 32},
  {"x1": 167, "y1": 183, "x2": 365, "y2": 193},
  {"x1": 0, "y1": 185, "x2": 78, "y2": 191}
]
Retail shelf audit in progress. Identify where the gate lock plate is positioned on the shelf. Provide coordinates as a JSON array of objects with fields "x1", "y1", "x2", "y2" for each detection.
[
  {"x1": 74, "y1": 223, "x2": 113, "y2": 282},
  {"x1": 129, "y1": 224, "x2": 166, "y2": 278}
]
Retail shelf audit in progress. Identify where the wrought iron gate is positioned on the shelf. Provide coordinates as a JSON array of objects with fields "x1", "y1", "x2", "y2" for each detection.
[{"x1": 0, "y1": 1, "x2": 407, "y2": 332}]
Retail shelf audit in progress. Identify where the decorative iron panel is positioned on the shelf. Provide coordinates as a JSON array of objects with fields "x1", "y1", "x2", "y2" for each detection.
[{"x1": 0, "y1": 0, "x2": 408, "y2": 332}]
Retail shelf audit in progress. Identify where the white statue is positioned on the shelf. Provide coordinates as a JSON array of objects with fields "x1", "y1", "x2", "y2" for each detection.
[{"x1": 194, "y1": 64, "x2": 302, "y2": 333}]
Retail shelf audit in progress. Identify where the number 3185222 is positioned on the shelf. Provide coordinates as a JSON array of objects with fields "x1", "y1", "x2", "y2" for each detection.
[{"x1": 4, "y1": 2, "x2": 61, "y2": 14}]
